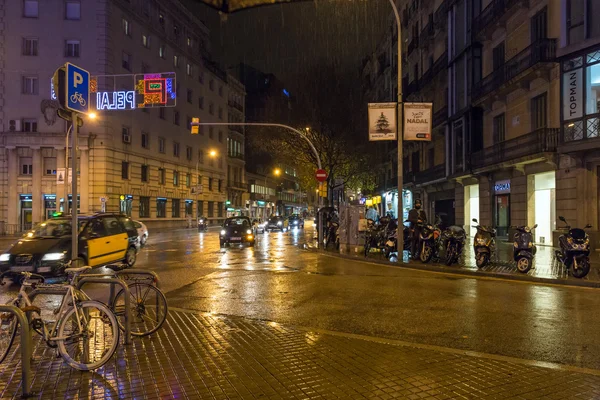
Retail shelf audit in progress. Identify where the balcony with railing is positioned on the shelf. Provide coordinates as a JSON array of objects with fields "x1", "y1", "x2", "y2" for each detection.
[
  {"x1": 228, "y1": 100, "x2": 243, "y2": 112},
  {"x1": 472, "y1": 39, "x2": 556, "y2": 102},
  {"x1": 229, "y1": 125, "x2": 244, "y2": 134},
  {"x1": 470, "y1": 127, "x2": 558, "y2": 170},
  {"x1": 414, "y1": 164, "x2": 446, "y2": 185},
  {"x1": 420, "y1": 50, "x2": 448, "y2": 88},
  {"x1": 433, "y1": 106, "x2": 448, "y2": 128},
  {"x1": 227, "y1": 152, "x2": 245, "y2": 161},
  {"x1": 227, "y1": 181, "x2": 246, "y2": 190},
  {"x1": 472, "y1": 0, "x2": 527, "y2": 40}
]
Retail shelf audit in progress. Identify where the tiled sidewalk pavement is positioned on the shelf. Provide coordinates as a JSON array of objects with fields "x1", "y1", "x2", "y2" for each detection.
[{"x1": 1, "y1": 309, "x2": 599, "y2": 399}]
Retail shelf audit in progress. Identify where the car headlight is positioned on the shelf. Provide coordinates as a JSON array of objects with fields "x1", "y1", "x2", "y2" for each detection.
[
  {"x1": 246, "y1": 229, "x2": 252, "y2": 234},
  {"x1": 0, "y1": 254, "x2": 10, "y2": 262},
  {"x1": 42, "y1": 253, "x2": 65, "y2": 261},
  {"x1": 294, "y1": 221, "x2": 298, "y2": 225},
  {"x1": 199, "y1": 219, "x2": 204, "y2": 223},
  {"x1": 220, "y1": 230, "x2": 226, "y2": 235},
  {"x1": 277, "y1": 221, "x2": 282, "y2": 226}
]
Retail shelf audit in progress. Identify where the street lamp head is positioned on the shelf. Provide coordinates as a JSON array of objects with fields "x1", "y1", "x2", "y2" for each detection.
[
  {"x1": 209, "y1": 150, "x2": 217, "y2": 157},
  {"x1": 274, "y1": 168, "x2": 281, "y2": 176},
  {"x1": 305, "y1": 127, "x2": 310, "y2": 131},
  {"x1": 88, "y1": 112, "x2": 97, "y2": 119}
]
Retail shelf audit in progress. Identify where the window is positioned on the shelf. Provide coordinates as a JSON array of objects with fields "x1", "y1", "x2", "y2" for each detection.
[
  {"x1": 186, "y1": 173, "x2": 191, "y2": 187},
  {"x1": 156, "y1": 198, "x2": 167, "y2": 218},
  {"x1": 208, "y1": 177, "x2": 213, "y2": 191},
  {"x1": 158, "y1": 168, "x2": 165, "y2": 185},
  {"x1": 65, "y1": 1, "x2": 80, "y2": 20},
  {"x1": 209, "y1": 103, "x2": 214, "y2": 115},
  {"x1": 122, "y1": 126, "x2": 131, "y2": 143},
  {"x1": 200, "y1": 126, "x2": 205, "y2": 135},
  {"x1": 159, "y1": 107, "x2": 165, "y2": 119},
  {"x1": 568, "y1": 0, "x2": 584, "y2": 44},
  {"x1": 209, "y1": 127, "x2": 214, "y2": 139},
  {"x1": 492, "y1": 114, "x2": 505, "y2": 144},
  {"x1": 173, "y1": 111, "x2": 180, "y2": 126},
  {"x1": 141, "y1": 165, "x2": 149, "y2": 182},
  {"x1": 531, "y1": 7, "x2": 547, "y2": 42},
  {"x1": 198, "y1": 149, "x2": 204, "y2": 164},
  {"x1": 142, "y1": 0, "x2": 150, "y2": 15},
  {"x1": 173, "y1": 55, "x2": 179, "y2": 68},
  {"x1": 186, "y1": 146, "x2": 193, "y2": 161},
  {"x1": 218, "y1": 107, "x2": 223, "y2": 119},
  {"x1": 65, "y1": 40, "x2": 80, "y2": 57},
  {"x1": 218, "y1": 202, "x2": 223, "y2": 217},
  {"x1": 207, "y1": 201, "x2": 214, "y2": 217},
  {"x1": 492, "y1": 42, "x2": 505, "y2": 71},
  {"x1": 159, "y1": 45, "x2": 166, "y2": 59},
  {"x1": 44, "y1": 157, "x2": 57, "y2": 175},
  {"x1": 218, "y1": 86, "x2": 223, "y2": 96},
  {"x1": 21, "y1": 76, "x2": 38, "y2": 94},
  {"x1": 173, "y1": 142, "x2": 180, "y2": 157},
  {"x1": 122, "y1": 51, "x2": 131, "y2": 71},
  {"x1": 218, "y1": 131, "x2": 223, "y2": 143},
  {"x1": 142, "y1": 34, "x2": 150, "y2": 49},
  {"x1": 173, "y1": 171, "x2": 179, "y2": 186},
  {"x1": 198, "y1": 200, "x2": 204, "y2": 216},
  {"x1": 172, "y1": 199, "x2": 180, "y2": 217},
  {"x1": 187, "y1": 89, "x2": 193, "y2": 103},
  {"x1": 141, "y1": 131, "x2": 149, "y2": 149},
  {"x1": 158, "y1": 12, "x2": 165, "y2": 28},
  {"x1": 173, "y1": 25, "x2": 179, "y2": 38},
  {"x1": 199, "y1": 96, "x2": 204, "y2": 109},
  {"x1": 209, "y1": 80, "x2": 214, "y2": 91},
  {"x1": 22, "y1": 38, "x2": 38, "y2": 56},
  {"x1": 121, "y1": 161, "x2": 129, "y2": 179},
  {"x1": 22, "y1": 119, "x2": 37, "y2": 132},
  {"x1": 23, "y1": 0, "x2": 38, "y2": 18},
  {"x1": 186, "y1": 63, "x2": 192, "y2": 76},
  {"x1": 159, "y1": 137, "x2": 166, "y2": 153},
  {"x1": 122, "y1": 18, "x2": 131, "y2": 36},
  {"x1": 531, "y1": 93, "x2": 547, "y2": 130},
  {"x1": 187, "y1": 36, "x2": 193, "y2": 47},
  {"x1": 139, "y1": 197, "x2": 150, "y2": 218},
  {"x1": 20, "y1": 157, "x2": 33, "y2": 175},
  {"x1": 218, "y1": 157, "x2": 223, "y2": 169},
  {"x1": 199, "y1": 71, "x2": 204, "y2": 84}
]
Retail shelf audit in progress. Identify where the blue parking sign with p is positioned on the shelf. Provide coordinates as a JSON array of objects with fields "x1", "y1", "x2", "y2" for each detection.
[{"x1": 65, "y1": 62, "x2": 90, "y2": 114}]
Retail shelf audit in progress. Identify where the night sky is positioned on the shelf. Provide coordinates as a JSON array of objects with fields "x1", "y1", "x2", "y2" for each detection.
[{"x1": 185, "y1": 0, "x2": 391, "y2": 89}]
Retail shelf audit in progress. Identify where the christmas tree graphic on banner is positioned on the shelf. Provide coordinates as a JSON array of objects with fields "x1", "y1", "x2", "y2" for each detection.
[{"x1": 376, "y1": 113, "x2": 390, "y2": 132}]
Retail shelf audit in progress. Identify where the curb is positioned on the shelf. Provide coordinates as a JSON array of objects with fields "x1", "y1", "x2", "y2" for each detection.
[{"x1": 302, "y1": 245, "x2": 600, "y2": 289}]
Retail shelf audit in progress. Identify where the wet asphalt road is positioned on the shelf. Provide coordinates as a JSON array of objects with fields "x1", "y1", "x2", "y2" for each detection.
[{"x1": 2, "y1": 225, "x2": 600, "y2": 370}]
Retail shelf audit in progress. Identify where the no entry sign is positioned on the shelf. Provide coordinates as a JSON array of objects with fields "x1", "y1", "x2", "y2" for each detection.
[{"x1": 315, "y1": 169, "x2": 328, "y2": 182}]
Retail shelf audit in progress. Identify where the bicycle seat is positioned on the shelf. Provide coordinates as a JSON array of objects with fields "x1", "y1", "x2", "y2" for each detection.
[{"x1": 65, "y1": 266, "x2": 92, "y2": 274}]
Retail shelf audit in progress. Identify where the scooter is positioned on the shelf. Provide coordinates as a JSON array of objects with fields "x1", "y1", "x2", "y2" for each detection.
[
  {"x1": 555, "y1": 216, "x2": 592, "y2": 278},
  {"x1": 472, "y1": 218, "x2": 496, "y2": 268},
  {"x1": 419, "y1": 220, "x2": 441, "y2": 263},
  {"x1": 512, "y1": 224, "x2": 537, "y2": 273},
  {"x1": 197, "y1": 218, "x2": 208, "y2": 232},
  {"x1": 441, "y1": 225, "x2": 466, "y2": 266}
]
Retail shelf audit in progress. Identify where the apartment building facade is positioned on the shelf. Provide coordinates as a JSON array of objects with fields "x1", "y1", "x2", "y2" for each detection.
[{"x1": 0, "y1": 0, "x2": 234, "y2": 231}]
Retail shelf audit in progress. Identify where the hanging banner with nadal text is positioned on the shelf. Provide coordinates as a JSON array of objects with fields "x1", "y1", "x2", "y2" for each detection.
[
  {"x1": 368, "y1": 103, "x2": 397, "y2": 141},
  {"x1": 404, "y1": 102, "x2": 432, "y2": 141}
]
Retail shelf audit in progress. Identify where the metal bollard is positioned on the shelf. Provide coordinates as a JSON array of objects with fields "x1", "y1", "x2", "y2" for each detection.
[
  {"x1": 0, "y1": 306, "x2": 32, "y2": 398},
  {"x1": 75, "y1": 278, "x2": 132, "y2": 345}
]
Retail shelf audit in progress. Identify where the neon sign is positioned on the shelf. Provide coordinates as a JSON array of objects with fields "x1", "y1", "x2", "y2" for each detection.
[{"x1": 96, "y1": 91, "x2": 136, "y2": 110}]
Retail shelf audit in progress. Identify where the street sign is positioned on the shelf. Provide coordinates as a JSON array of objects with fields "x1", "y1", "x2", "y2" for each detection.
[
  {"x1": 65, "y1": 63, "x2": 90, "y2": 114},
  {"x1": 56, "y1": 168, "x2": 72, "y2": 185},
  {"x1": 315, "y1": 169, "x2": 327, "y2": 182},
  {"x1": 99, "y1": 196, "x2": 108, "y2": 203},
  {"x1": 191, "y1": 185, "x2": 203, "y2": 194}
]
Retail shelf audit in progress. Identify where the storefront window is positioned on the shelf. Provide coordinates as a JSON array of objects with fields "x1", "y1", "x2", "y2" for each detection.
[
  {"x1": 156, "y1": 198, "x2": 167, "y2": 218},
  {"x1": 139, "y1": 197, "x2": 150, "y2": 218},
  {"x1": 586, "y1": 63, "x2": 600, "y2": 115}
]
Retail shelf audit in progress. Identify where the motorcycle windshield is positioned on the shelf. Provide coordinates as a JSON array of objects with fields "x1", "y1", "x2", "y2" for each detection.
[{"x1": 570, "y1": 228, "x2": 586, "y2": 240}]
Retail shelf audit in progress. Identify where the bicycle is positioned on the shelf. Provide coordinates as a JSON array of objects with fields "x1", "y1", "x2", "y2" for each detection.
[
  {"x1": 73, "y1": 266, "x2": 168, "y2": 337},
  {"x1": 0, "y1": 267, "x2": 119, "y2": 371},
  {"x1": 70, "y1": 92, "x2": 86, "y2": 106}
]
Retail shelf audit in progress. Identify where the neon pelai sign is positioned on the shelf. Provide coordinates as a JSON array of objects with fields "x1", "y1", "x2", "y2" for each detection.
[{"x1": 96, "y1": 91, "x2": 136, "y2": 110}]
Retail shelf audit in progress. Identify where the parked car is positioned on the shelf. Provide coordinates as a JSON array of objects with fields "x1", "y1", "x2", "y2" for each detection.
[
  {"x1": 220, "y1": 217, "x2": 255, "y2": 247},
  {"x1": 288, "y1": 215, "x2": 305, "y2": 229},
  {"x1": 133, "y1": 220, "x2": 149, "y2": 246},
  {"x1": 266, "y1": 216, "x2": 289, "y2": 232},
  {"x1": 253, "y1": 219, "x2": 266, "y2": 234},
  {"x1": 0, "y1": 213, "x2": 139, "y2": 279}
]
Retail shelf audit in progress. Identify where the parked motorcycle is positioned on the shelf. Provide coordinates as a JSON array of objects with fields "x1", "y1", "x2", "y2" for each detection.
[
  {"x1": 325, "y1": 221, "x2": 340, "y2": 250},
  {"x1": 441, "y1": 225, "x2": 466, "y2": 266},
  {"x1": 555, "y1": 216, "x2": 592, "y2": 278},
  {"x1": 382, "y1": 218, "x2": 399, "y2": 260},
  {"x1": 512, "y1": 224, "x2": 537, "y2": 273},
  {"x1": 198, "y1": 218, "x2": 208, "y2": 232},
  {"x1": 419, "y1": 220, "x2": 441, "y2": 263},
  {"x1": 472, "y1": 218, "x2": 496, "y2": 268}
]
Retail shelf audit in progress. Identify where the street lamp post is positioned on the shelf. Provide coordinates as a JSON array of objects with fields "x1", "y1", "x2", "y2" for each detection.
[
  {"x1": 195, "y1": 150, "x2": 218, "y2": 223},
  {"x1": 196, "y1": 122, "x2": 325, "y2": 248},
  {"x1": 387, "y1": 0, "x2": 404, "y2": 255}
]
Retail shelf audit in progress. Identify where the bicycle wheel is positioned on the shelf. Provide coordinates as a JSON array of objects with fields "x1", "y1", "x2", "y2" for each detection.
[
  {"x1": 0, "y1": 312, "x2": 17, "y2": 363},
  {"x1": 113, "y1": 283, "x2": 168, "y2": 337},
  {"x1": 57, "y1": 300, "x2": 119, "y2": 371}
]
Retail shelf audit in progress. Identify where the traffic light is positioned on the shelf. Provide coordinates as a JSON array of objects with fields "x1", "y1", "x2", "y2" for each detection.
[
  {"x1": 191, "y1": 117, "x2": 199, "y2": 134},
  {"x1": 52, "y1": 66, "x2": 66, "y2": 109}
]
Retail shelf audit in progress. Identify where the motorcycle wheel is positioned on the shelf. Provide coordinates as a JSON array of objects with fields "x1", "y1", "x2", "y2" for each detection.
[
  {"x1": 572, "y1": 257, "x2": 591, "y2": 278},
  {"x1": 420, "y1": 245, "x2": 434, "y2": 263},
  {"x1": 516, "y1": 257, "x2": 532, "y2": 273},
  {"x1": 475, "y1": 253, "x2": 489, "y2": 268},
  {"x1": 364, "y1": 239, "x2": 371, "y2": 257},
  {"x1": 445, "y1": 247, "x2": 456, "y2": 266}
]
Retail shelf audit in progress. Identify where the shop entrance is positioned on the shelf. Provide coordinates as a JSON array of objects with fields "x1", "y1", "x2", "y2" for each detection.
[
  {"x1": 494, "y1": 194, "x2": 510, "y2": 238},
  {"x1": 19, "y1": 195, "x2": 33, "y2": 231},
  {"x1": 464, "y1": 185, "x2": 479, "y2": 236},
  {"x1": 434, "y1": 199, "x2": 455, "y2": 229},
  {"x1": 533, "y1": 171, "x2": 555, "y2": 245},
  {"x1": 44, "y1": 195, "x2": 57, "y2": 220}
]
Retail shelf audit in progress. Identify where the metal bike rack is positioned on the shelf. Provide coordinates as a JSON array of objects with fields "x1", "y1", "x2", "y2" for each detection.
[
  {"x1": 0, "y1": 305, "x2": 32, "y2": 398},
  {"x1": 75, "y1": 278, "x2": 132, "y2": 345},
  {"x1": 114, "y1": 269, "x2": 161, "y2": 288}
]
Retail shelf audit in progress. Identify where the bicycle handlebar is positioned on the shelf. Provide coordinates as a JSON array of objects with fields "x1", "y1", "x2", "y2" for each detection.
[{"x1": 0, "y1": 271, "x2": 45, "y2": 285}]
